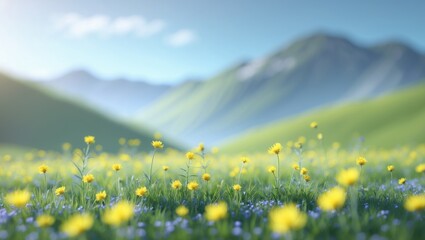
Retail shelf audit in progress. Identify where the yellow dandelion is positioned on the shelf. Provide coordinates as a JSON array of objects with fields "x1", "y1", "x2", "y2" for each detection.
[
  {"x1": 135, "y1": 187, "x2": 148, "y2": 197},
  {"x1": 176, "y1": 205, "x2": 189, "y2": 217},
  {"x1": 404, "y1": 194, "x2": 425, "y2": 212},
  {"x1": 171, "y1": 180, "x2": 183, "y2": 189},
  {"x1": 268, "y1": 166, "x2": 276, "y2": 174},
  {"x1": 268, "y1": 143, "x2": 282, "y2": 155},
  {"x1": 300, "y1": 168, "x2": 308, "y2": 175},
  {"x1": 356, "y1": 156, "x2": 367, "y2": 166},
  {"x1": 197, "y1": 143, "x2": 205, "y2": 152},
  {"x1": 292, "y1": 163, "x2": 300, "y2": 171},
  {"x1": 387, "y1": 165, "x2": 395, "y2": 172},
  {"x1": 269, "y1": 203, "x2": 307, "y2": 234},
  {"x1": 102, "y1": 201, "x2": 134, "y2": 226},
  {"x1": 61, "y1": 213, "x2": 93, "y2": 237},
  {"x1": 399, "y1": 178, "x2": 406, "y2": 185},
  {"x1": 163, "y1": 166, "x2": 169, "y2": 171},
  {"x1": 317, "y1": 187, "x2": 346, "y2": 211},
  {"x1": 310, "y1": 121, "x2": 318, "y2": 129},
  {"x1": 84, "y1": 136, "x2": 95, "y2": 145},
  {"x1": 233, "y1": 184, "x2": 242, "y2": 191},
  {"x1": 205, "y1": 202, "x2": 228, "y2": 222},
  {"x1": 151, "y1": 140, "x2": 163, "y2": 149},
  {"x1": 82, "y1": 174, "x2": 95, "y2": 183},
  {"x1": 5, "y1": 190, "x2": 31, "y2": 208},
  {"x1": 241, "y1": 157, "x2": 250, "y2": 164},
  {"x1": 95, "y1": 191, "x2": 107, "y2": 201},
  {"x1": 55, "y1": 186, "x2": 66, "y2": 196},
  {"x1": 38, "y1": 164, "x2": 49, "y2": 174},
  {"x1": 336, "y1": 168, "x2": 359, "y2": 186},
  {"x1": 187, "y1": 181, "x2": 199, "y2": 191},
  {"x1": 186, "y1": 151, "x2": 195, "y2": 160},
  {"x1": 202, "y1": 173, "x2": 211, "y2": 181},
  {"x1": 36, "y1": 214, "x2": 55, "y2": 228},
  {"x1": 416, "y1": 164, "x2": 425, "y2": 173},
  {"x1": 112, "y1": 163, "x2": 121, "y2": 171},
  {"x1": 303, "y1": 175, "x2": 311, "y2": 182}
]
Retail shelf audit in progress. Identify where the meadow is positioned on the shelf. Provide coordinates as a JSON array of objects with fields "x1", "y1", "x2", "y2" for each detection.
[{"x1": 0, "y1": 129, "x2": 424, "y2": 240}]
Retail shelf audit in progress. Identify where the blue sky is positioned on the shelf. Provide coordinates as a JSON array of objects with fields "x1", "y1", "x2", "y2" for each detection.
[{"x1": 1, "y1": 0, "x2": 425, "y2": 84}]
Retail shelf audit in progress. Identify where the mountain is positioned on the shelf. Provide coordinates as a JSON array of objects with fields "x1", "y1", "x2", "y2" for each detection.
[
  {"x1": 0, "y1": 72, "x2": 178, "y2": 152},
  {"x1": 137, "y1": 33, "x2": 425, "y2": 146},
  {"x1": 43, "y1": 70, "x2": 172, "y2": 117},
  {"x1": 221, "y1": 82, "x2": 425, "y2": 153}
]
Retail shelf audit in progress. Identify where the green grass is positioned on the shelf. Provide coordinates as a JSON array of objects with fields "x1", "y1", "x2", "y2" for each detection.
[
  {"x1": 221, "y1": 83, "x2": 425, "y2": 154},
  {"x1": 0, "y1": 73, "x2": 179, "y2": 152},
  {"x1": 0, "y1": 142, "x2": 424, "y2": 239}
]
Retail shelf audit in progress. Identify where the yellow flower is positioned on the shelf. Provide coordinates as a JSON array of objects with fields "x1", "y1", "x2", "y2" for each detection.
[
  {"x1": 241, "y1": 157, "x2": 250, "y2": 164},
  {"x1": 96, "y1": 191, "x2": 107, "y2": 201},
  {"x1": 303, "y1": 175, "x2": 311, "y2": 182},
  {"x1": 61, "y1": 213, "x2": 93, "y2": 237},
  {"x1": 36, "y1": 214, "x2": 55, "y2": 228},
  {"x1": 268, "y1": 143, "x2": 282, "y2": 155},
  {"x1": 356, "y1": 156, "x2": 367, "y2": 166},
  {"x1": 202, "y1": 173, "x2": 211, "y2": 181},
  {"x1": 135, "y1": 187, "x2": 148, "y2": 197},
  {"x1": 292, "y1": 163, "x2": 300, "y2": 171},
  {"x1": 416, "y1": 164, "x2": 425, "y2": 173},
  {"x1": 38, "y1": 164, "x2": 49, "y2": 174},
  {"x1": 197, "y1": 143, "x2": 205, "y2": 152},
  {"x1": 163, "y1": 166, "x2": 169, "y2": 171},
  {"x1": 317, "y1": 133, "x2": 323, "y2": 140},
  {"x1": 205, "y1": 202, "x2": 227, "y2": 222},
  {"x1": 84, "y1": 136, "x2": 95, "y2": 145},
  {"x1": 176, "y1": 205, "x2": 189, "y2": 217},
  {"x1": 317, "y1": 187, "x2": 346, "y2": 211},
  {"x1": 55, "y1": 186, "x2": 66, "y2": 196},
  {"x1": 128, "y1": 139, "x2": 141, "y2": 147},
  {"x1": 300, "y1": 168, "x2": 308, "y2": 175},
  {"x1": 82, "y1": 174, "x2": 95, "y2": 183},
  {"x1": 399, "y1": 178, "x2": 406, "y2": 185},
  {"x1": 102, "y1": 201, "x2": 134, "y2": 226},
  {"x1": 233, "y1": 184, "x2": 242, "y2": 191},
  {"x1": 112, "y1": 163, "x2": 121, "y2": 171},
  {"x1": 171, "y1": 180, "x2": 183, "y2": 189},
  {"x1": 336, "y1": 168, "x2": 359, "y2": 186},
  {"x1": 387, "y1": 165, "x2": 395, "y2": 172},
  {"x1": 310, "y1": 121, "x2": 318, "y2": 129},
  {"x1": 187, "y1": 181, "x2": 199, "y2": 191},
  {"x1": 404, "y1": 194, "x2": 425, "y2": 212},
  {"x1": 118, "y1": 137, "x2": 126, "y2": 146},
  {"x1": 5, "y1": 190, "x2": 31, "y2": 208},
  {"x1": 186, "y1": 151, "x2": 195, "y2": 160},
  {"x1": 269, "y1": 203, "x2": 307, "y2": 234},
  {"x1": 268, "y1": 166, "x2": 276, "y2": 174},
  {"x1": 151, "y1": 140, "x2": 164, "y2": 149},
  {"x1": 295, "y1": 142, "x2": 303, "y2": 149}
]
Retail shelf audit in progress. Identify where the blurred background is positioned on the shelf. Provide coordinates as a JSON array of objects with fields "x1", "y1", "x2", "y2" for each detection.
[{"x1": 1, "y1": 0, "x2": 425, "y2": 153}]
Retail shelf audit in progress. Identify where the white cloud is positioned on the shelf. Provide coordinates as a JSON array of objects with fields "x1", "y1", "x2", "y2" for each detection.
[
  {"x1": 166, "y1": 29, "x2": 197, "y2": 47},
  {"x1": 55, "y1": 13, "x2": 165, "y2": 38}
]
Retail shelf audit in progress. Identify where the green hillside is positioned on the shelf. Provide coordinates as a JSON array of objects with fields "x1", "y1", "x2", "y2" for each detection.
[
  {"x1": 0, "y1": 73, "x2": 178, "y2": 152},
  {"x1": 221, "y1": 83, "x2": 425, "y2": 153}
]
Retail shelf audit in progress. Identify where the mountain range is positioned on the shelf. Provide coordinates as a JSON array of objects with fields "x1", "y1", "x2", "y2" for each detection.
[{"x1": 137, "y1": 33, "x2": 425, "y2": 145}]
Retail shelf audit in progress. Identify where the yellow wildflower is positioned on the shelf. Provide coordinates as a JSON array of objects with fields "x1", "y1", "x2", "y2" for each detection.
[
  {"x1": 135, "y1": 187, "x2": 148, "y2": 197},
  {"x1": 95, "y1": 191, "x2": 107, "y2": 201},
  {"x1": 292, "y1": 163, "x2": 300, "y2": 171},
  {"x1": 387, "y1": 165, "x2": 395, "y2": 172},
  {"x1": 205, "y1": 202, "x2": 227, "y2": 222},
  {"x1": 269, "y1": 203, "x2": 307, "y2": 234},
  {"x1": 300, "y1": 168, "x2": 308, "y2": 175},
  {"x1": 186, "y1": 152, "x2": 195, "y2": 160},
  {"x1": 317, "y1": 187, "x2": 346, "y2": 211},
  {"x1": 303, "y1": 175, "x2": 311, "y2": 182},
  {"x1": 5, "y1": 190, "x2": 31, "y2": 208},
  {"x1": 36, "y1": 214, "x2": 55, "y2": 228},
  {"x1": 416, "y1": 164, "x2": 425, "y2": 173},
  {"x1": 112, "y1": 163, "x2": 121, "y2": 171},
  {"x1": 151, "y1": 140, "x2": 163, "y2": 149},
  {"x1": 38, "y1": 164, "x2": 49, "y2": 174},
  {"x1": 82, "y1": 174, "x2": 95, "y2": 183},
  {"x1": 176, "y1": 205, "x2": 189, "y2": 217},
  {"x1": 336, "y1": 168, "x2": 359, "y2": 186},
  {"x1": 241, "y1": 157, "x2": 250, "y2": 164},
  {"x1": 102, "y1": 201, "x2": 134, "y2": 226},
  {"x1": 233, "y1": 184, "x2": 242, "y2": 191},
  {"x1": 187, "y1": 181, "x2": 199, "y2": 191},
  {"x1": 198, "y1": 143, "x2": 205, "y2": 152},
  {"x1": 356, "y1": 157, "x2": 367, "y2": 166},
  {"x1": 163, "y1": 166, "x2": 169, "y2": 171},
  {"x1": 171, "y1": 180, "x2": 183, "y2": 189},
  {"x1": 404, "y1": 194, "x2": 425, "y2": 212},
  {"x1": 84, "y1": 136, "x2": 95, "y2": 145},
  {"x1": 55, "y1": 186, "x2": 66, "y2": 196},
  {"x1": 268, "y1": 143, "x2": 282, "y2": 155},
  {"x1": 399, "y1": 178, "x2": 406, "y2": 185},
  {"x1": 268, "y1": 166, "x2": 276, "y2": 174},
  {"x1": 202, "y1": 173, "x2": 211, "y2": 181},
  {"x1": 310, "y1": 121, "x2": 318, "y2": 129},
  {"x1": 61, "y1": 214, "x2": 93, "y2": 237}
]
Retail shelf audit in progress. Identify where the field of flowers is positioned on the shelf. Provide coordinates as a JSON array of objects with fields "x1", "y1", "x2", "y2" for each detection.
[{"x1": 0, "y1": 126, "x2": 425, "y2": 239}]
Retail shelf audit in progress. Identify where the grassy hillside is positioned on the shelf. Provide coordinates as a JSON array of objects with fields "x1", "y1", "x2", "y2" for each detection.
[
  {"x1": 221, "y1": 83, "x2": 425, "y2": 153},
  {"x1": 0, "y1": 73, "x2": 178, "y2": 152}
]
